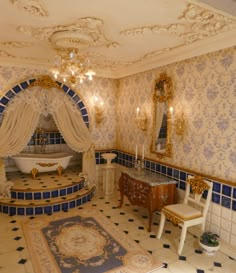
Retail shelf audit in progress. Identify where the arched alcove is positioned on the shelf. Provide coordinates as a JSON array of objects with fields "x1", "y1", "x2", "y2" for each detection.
[{"x1": 0, "y1": 76, "x2": 89, "y2": 127}]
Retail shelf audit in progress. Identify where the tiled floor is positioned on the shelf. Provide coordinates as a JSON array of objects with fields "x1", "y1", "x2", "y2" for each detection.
[{"x1": 0, "y1": 171, "x2": 235, "y2": 273}]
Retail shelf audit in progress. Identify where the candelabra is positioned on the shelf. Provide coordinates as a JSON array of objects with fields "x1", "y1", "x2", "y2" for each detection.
[
  {"x1": 136, "y1": 107, "x2": 148, "y2": 131},
  {"x1": 94, "y1": 96, "x2": 104, "y2": 125}
]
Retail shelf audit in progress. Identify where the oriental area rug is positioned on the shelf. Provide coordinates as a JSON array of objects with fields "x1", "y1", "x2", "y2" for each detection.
[{"x1": 22, "y1": 208, "x2": 163, "y2": 273}]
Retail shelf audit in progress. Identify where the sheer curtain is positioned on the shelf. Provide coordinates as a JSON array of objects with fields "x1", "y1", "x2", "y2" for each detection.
[
  {"x1": 0, "y1": 86, "x2": 96, "y2": 194},
  {"x1": 49, "y1": 88, "x2": 96, "y2": 186}
]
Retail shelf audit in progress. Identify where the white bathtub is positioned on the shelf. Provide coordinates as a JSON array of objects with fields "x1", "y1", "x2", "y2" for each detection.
[{"x1": 12, "y1": 152, "x2": 73, "y2": 179}]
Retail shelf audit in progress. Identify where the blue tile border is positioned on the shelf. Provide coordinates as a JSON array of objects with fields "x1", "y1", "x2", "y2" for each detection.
[
  {"x1": 96, "y1": 149, "x2": 235, "y2": 212},
  {"x1": 11, "y1": 180, "x2": 85, "y2": 200},
  {"x1": 1, "y1": 186, "x2": 96, "y2": 216}
]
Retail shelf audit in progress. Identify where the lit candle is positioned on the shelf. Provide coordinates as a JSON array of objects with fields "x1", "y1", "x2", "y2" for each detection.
[
  {"x1": 169, "y1": 106, "x2": 174, "y2": 119},
  {"x1": 142, "y1": 145, "x2": 144, "y2": 160},
  {"x1": 135, "y1": 145, "x2": 138, "y2": 160},
  {"x1": 136, "y1": 107, "x2": 140, "y2": 118}
]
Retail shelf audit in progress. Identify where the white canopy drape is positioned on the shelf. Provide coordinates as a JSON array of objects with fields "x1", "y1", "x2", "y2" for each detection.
[{"x1": 0, "y1": 85, "x2": 96, "y2": 191}]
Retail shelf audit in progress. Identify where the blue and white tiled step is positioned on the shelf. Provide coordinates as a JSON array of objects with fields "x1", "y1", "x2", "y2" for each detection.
[{"x1": 0, "y1": 171, "x2": 96, "y2": 216}]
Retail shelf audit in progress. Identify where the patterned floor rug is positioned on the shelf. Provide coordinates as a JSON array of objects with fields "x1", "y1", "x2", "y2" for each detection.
[{"x1": 22, "y1": 208, "x2": 163, "y2": 273}]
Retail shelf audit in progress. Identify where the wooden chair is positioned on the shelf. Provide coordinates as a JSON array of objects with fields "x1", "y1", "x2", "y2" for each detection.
[{"x1": 157, "y1": 175, "x2": 213, "y2": 255}]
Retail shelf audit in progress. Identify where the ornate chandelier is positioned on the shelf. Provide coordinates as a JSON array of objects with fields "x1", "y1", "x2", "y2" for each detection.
[{"x1": 51, "y1": 48, "x2": 96, "y2": 85}]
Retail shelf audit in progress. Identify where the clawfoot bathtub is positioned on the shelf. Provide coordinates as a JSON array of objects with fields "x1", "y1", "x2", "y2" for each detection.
[{"x1": 12, "y1": 152, "x2": 73, "y2": 179}]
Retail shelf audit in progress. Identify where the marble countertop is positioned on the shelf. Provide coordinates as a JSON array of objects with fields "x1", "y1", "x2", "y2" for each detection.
[{"x1": 122, "y1": 168, "x2": 177, "y2": 186}]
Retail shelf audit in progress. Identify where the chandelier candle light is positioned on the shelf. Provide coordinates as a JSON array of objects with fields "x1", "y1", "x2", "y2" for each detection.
[{"x1": 51, "y1": 48, "x2": 96, "y2": 85}]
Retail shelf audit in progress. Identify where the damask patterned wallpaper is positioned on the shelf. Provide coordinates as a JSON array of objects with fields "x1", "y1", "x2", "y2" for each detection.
[
  {"x1": 117, "y1": 46, "x2": 236, "y2": 182},
  {"x1": 0, "y1": 46, "x2": 235, "y2": 182}
]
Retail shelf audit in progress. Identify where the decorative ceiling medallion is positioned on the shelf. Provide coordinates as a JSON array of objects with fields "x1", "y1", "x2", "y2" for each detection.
[
  {"x1": 18, "y1": 17, "x2": 117, "y2": 50},
  {"x1": 11, "y1": 0, "x2": 48, "y2": 17},
  {"x1": 50, "y1": 31, "x2": 94, "y2": 49},
  {"x1": 121, "y1": 3, "x2": 236, "y2": 44},
  {"x1": 0, "y1": 41, "x2": 33, "y2": 48}
]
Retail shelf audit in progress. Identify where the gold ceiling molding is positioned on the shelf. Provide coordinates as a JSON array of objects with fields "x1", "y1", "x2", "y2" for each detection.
[
  {"x1": 121, "y1": 3, "x2": 236, "y2": 45},
  {"x1": 11, "y1": 0, "x2": 48, "y2": 17},
  {"x1": 17, "y1": 17, "x2": 118, "y2": 50},
  {"x1": 0, "y1": 41, "x2": 33, "y2": 48}
]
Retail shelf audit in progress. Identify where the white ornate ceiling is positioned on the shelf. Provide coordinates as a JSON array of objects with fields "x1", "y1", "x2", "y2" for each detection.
[{"x1": 0, "y1": 0, "x2": 235, "y2": 78}]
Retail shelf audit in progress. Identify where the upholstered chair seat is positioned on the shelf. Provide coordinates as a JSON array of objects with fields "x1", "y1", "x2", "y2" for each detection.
[{"x1": 162, "y1": 204, "x2": 202, "y2": 223}]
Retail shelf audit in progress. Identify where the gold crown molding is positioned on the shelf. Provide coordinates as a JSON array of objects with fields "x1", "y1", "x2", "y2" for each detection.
[
  {"x1": 121, "y1": 3, "x2": 236, "y2": 45},
  {"x1": 0, "y1": 41, "x2": 33, "y2": 48},
  {"x1": 17, "y1": 17, "x2": 117, "y2": 50},
  {"x1": 11, "y1": 0, "x2": 48, "y2": 17}
]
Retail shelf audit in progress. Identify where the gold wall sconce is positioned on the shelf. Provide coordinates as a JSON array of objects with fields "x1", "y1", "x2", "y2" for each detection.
[
  {"x1": 174, "y1": 112, "x2": 186, "y2": 137},
  {"x1": 136, "y1": 107, "x2": 148, "y2": 131},
  {"x1": 94, "y1": 96, "x2": 104, "y2": 124}
]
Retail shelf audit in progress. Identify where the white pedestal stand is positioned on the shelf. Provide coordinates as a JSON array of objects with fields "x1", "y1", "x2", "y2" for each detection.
[{"x1": 102, "y1": 164, "x2": 116, "y2": 197}]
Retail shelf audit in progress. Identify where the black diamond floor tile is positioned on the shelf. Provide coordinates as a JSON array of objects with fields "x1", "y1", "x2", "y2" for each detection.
[
  {"x1": 12, "y1": 228, "x2": 19, "y2": 231},
  {"x1": 16, "y1": 247, "x2": 24, "y2": 251},
  {"x1": 197, "y1": 269, "x2": 204, "y2": 273},
  {"x1": 14, "y1": 236, "x2": 22, "y2": 241},
  {"x1": 214, "y1": 262, "x2": 221, "y2": 267},
  {"x1": 18, "y1": 259, "x2": 27, "y2": 264},
  {"x1": 163, "y1": 263, "x2": 168, "y2": 268},
  {"x1": 179, "y1": 256, "x2": 186, "y2": 261},
  {"x1": 163, "y1": 244, "x2": 170, "y2": 248}
]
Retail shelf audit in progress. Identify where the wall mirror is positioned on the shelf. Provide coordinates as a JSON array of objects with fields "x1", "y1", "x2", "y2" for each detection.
[{"x1": 151, "y1": 72, "x2": 172, "y2": 158}]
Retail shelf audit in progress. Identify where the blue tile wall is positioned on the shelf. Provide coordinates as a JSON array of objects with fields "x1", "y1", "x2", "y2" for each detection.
[
  {"x1": 26, "y1": 131, "x2": 66, "y2": 146},
  {"x1": 96, "y1": 149, "x2": 235, "y2": 211},
  {"x1": 222, "y1": 185, "x2": 231, "y2": 196}
]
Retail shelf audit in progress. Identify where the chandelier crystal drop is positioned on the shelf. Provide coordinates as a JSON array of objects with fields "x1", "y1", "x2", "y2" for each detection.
[{"x1": 51, "y1": 48, "x2": 96, "y2": 85}]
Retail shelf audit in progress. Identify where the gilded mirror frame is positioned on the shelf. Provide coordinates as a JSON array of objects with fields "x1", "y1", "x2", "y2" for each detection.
[{"x1": 151, "y1": 72, "x2": 172, "y2": 158}]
